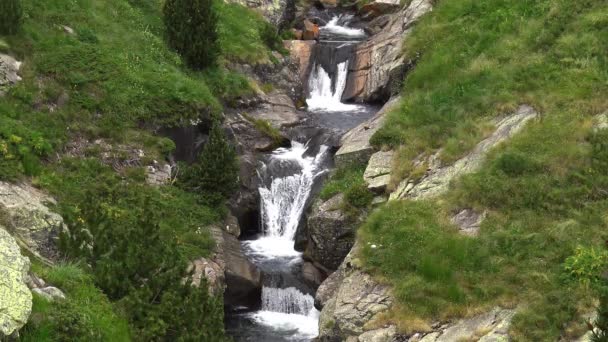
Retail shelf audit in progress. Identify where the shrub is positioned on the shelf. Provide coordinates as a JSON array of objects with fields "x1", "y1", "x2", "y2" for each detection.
[
  {"x1": 163, "y1": 0, "x2": 219, "y2": 69},
  {"x1": 178, "y1": 119, "x2": 238, "y2": 205},
  {"x1": 0, "y1": 0, "x2": 22, "y2": 35},
  {"x1": 344, "y1": 182, "x2": 374, "y2": 209},
  {"x1": 59, "y1": 193, "x2": 226, "y2": 340}
]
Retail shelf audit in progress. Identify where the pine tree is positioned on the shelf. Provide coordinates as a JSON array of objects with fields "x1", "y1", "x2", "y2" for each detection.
[
  {"x1": 179, "y1": 119, "x2": 239, "y2": 204},
  {"x1": 0, "y1": 0, "x2": 23, "y2": 35},
  {"x1": 163, "y1": 0, "x2": 219, "y2": 69}
]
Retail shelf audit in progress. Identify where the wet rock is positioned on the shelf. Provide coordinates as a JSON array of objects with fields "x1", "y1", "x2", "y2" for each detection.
[
  {"x1": 0, "y1": 181, "x2": 64, "y2": 262},
  {"x1": 223, "y1": 230, "x2": 262, "y2": 308},
  {"x1": 302, "y1": 261, "x2": 325, "y2": 286},
  {"x1": 450, "y1": 208, "x2": 486, "y2": 237},
  {"x1": 343, "y1": 0, "x2": 433, "y2": 102},
  {"x1": 306, "y1": 194, "x2": 358, "y2": 271},
  {"x1": 363, "y1": 150, "x2": 393, "y2": 193},
  {"x1": 0, "y1": 226, "x2": 32, "y2": 337},
  {"x1": 284, "y1": 40, "x2": 316, "y2": 83},
  {"x1": 0, "y1": 54, "x2": 22, "y2": 95},
  {"x1": 392, "y1": 105, "x2": 538, "y2": 200},
  {"x1": 335, "y1": 96, "x2": 400, "y2": 168}
]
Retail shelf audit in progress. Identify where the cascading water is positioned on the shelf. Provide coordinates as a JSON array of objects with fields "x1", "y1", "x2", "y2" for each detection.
[{"x1": 227, "y1": 13, "x2": 379, "y2": 342}]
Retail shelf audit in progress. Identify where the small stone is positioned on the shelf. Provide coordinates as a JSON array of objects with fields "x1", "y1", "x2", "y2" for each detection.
[{"x1": 32, "y1": 286, "x2": 66, "y2": 301}]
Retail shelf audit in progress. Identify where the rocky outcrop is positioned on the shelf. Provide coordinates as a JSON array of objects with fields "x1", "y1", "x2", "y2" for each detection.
[
  {"x1": 342, "y1": 0, "x2": 433, "y2": 102},
  {"x1": 416, "y1": 307, "x2": 515, "y2": 342},
  {"x1": 306, "y1": 194, "x2": 359, "y2": 271},
  {"x1": 391, "y1": 105, "x2": 538, "y2": 200},
  {"x1": 363, "y1": 150, "x2": 393, "y2": 193},
  {"x1": 0, "y1": 182, "x2": 64, "y2": 262},
  {"x1": 226, "y1": 0, "x2": 288, "y2": 25},
  {"x1": 0, "y1": 226, "x2": 32, "y2": 337},
  {"x1": 317, "y1": 243, "x2": 393, "y2": 341},
  {"x1": 0, "y1": 54, "x2": 22, "y2": 96},
  {"x1": 335, "y1": 96, "x2": 400, "y2": 168},
  {"x1": 285, "y1": 40, "x2": 316, "y2": 83}
]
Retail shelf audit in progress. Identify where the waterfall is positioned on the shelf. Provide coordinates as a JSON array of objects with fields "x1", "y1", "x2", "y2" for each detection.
[
  {"x1": 307, "y1": 61, "x2": 361, "y2": 112},
  {"x1": 259, "y1": 142, "x2": 329, "y2": 240},
  {"x1": 261, "y1": 287, "x2": 315, "y2": 315},
  {"x1": 322, "y1": 15, "x2": 366, "y2": 38}
]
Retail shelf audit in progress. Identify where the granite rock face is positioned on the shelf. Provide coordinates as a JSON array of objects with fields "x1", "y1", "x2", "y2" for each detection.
[
  {"x1": 343, "y1": 0, "x2": 433, "y2": 102},
  {"x1": 284, "y1": 40, "x2": 316, "y2": 83},
  {"x1": 306, "y1": 194, "x2": 357, "y2": 271},
  {"x1": 0, "y1": 226, "x2": 32, "y2": 337},
  {"x1": 391, "y1": 105, "x2": 538, "y2": 200}
]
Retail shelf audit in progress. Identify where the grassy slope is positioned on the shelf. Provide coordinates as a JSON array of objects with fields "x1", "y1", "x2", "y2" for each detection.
[
  {"x1": 0, "y1": 0, "x2": 274, "y2": 340},
  {"x1": 358, "y1": 0, "x2": 608, "y2": 340}
]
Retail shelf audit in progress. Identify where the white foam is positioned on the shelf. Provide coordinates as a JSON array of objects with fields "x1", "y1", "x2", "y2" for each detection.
[
  {"x1": 307, "y1": 61, "x2": 364, "y2": 112},
  {"x1": 321, "y1": 15, "x2": 366, "y2": 38},
  {"x1": 249, "y1": 310, "x2": 320, "y2": 340}
]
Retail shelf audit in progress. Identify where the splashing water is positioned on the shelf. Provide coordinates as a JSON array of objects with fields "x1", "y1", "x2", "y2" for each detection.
[
  {"x1": 307, "y1": 61, "x2": 363, "y2": 112},
  {"x1": 321, "y1": 15, "x2": 366, "y2": 38}
]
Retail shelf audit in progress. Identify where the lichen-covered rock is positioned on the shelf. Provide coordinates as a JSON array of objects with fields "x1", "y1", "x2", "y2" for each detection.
[
  {"x1": 358, "y1": 325, "x2": 397, "y2": 342},
  {"x1": 343, "y1": 0, "x2": 432, "y2": 102},
  {"x1": 317, "y1": 243, "x2": 392, "y2": 341},
  {"x1": 306, "y1": 194, "x2": 358, "y2": 271},
  {"x1": 146, "y1": 163, "x2": 172, "y2": 185},
  {"x1": 0, "y1": 182, "x2": 64, "y2": 261},
  {"x1": 391, "y1": 105, "x2": 538, "y2": 200},
  {"x1": 0, "y1": 54, "x2": 22, "y2": 95},
  {"x1": 0, "y1": 226, "x2": 32, "y2": 337},
  {"x1": 417, "y1": 307, "x2": 515, "y2": 342},
  {"x1": 363, "y1": 150, "x2": 393, "y2": 193},
  {"x1": 335, "y1": 96, "x2": 400, "y2": 168}
]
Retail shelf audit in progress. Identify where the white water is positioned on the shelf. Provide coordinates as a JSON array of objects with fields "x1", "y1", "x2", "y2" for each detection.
[
  {"x1": 321, "y1": 15, "x2": 366, "y2": 38},
  {"x1": 307, "y1": 61, "x2": 363, "y2": 112},
  {"x1": 241, "y1": 142, "x2": 327, "y2": 340}
]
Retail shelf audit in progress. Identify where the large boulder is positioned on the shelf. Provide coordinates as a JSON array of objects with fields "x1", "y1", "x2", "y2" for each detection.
[
  {"x1": 0, "y1": 226, "x2": 32, "y2": 337},
  {"x1": 359, "y1": 0, "x2": 401, "y2": 20},
  {"x1": 223, "y1": 231, "x2": 262, "y2": 308},
  {"x1": 391, "y1": 105, "x2": 538, "y2": 200},
  {"x1": 306, "y1": 194, "x2": 358, "y2": 271},
  {"x1": 342, "y1": 0, "x2": 433, "y2": 102},
  {"x1": 0, "y1": 182, "x2": 63, "y2": 262},
  {"x1": 0, "y1": 54, "x2": 22, "y2": 95},
  {"x1": 335, "y1": 96, "x2": 400, "y2": 168}
]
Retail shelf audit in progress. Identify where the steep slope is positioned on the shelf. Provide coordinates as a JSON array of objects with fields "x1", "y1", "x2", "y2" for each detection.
[{"x1": 318, "y1": 0, "x2": 608, "y2": 341}]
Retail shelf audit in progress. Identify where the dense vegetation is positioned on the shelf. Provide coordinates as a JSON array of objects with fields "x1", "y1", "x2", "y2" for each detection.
[
  {"x1": 0, "y1": 0, "x2": 277, "y2": 339},
  {"x1": 356, "y1": 0, "x2": 608, "y2": 340},
  {"x1": 0, "y1": 0, "x2": 22, "y2": 35}
]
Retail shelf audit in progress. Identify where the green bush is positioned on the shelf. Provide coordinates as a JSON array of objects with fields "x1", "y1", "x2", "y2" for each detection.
[
  {"x1": 344, "y1": 183, "x2": 373, "y2": 209},
  {"x1": 163, "y1": 0, "x2": 219, "y2": 69},
  {"x1": 59, "y1": 192, "x2": 226, "y2": 340},
  {"x1": 178, "y1": 119, "x2": 238, "y2": 205},
  {"x1": 0, "y1": 0, "x2": 22, "y2": 35}
]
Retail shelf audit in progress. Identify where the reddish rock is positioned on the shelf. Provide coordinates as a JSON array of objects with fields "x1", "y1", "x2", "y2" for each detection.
[
  {"x1": 291, "y1": 28, "x2": 303, "y2": 40},
  {"x1": 284, "y1": 40, "x2": 316, "y2": 82},
  {"x1": 302, "y1": 19, "x2": 320, "y2": 40}
]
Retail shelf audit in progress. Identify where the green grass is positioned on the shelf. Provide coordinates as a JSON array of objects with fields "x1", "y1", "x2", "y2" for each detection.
[
  {"x1": 319, "y1": 163, "x2": 373, "y2": 215},
  {"x1": 21, "y1": 264, "x2": 131, "y2": 341},
  {"x1": 358, "y1": 0, "x2": 608, "y2": 340}
]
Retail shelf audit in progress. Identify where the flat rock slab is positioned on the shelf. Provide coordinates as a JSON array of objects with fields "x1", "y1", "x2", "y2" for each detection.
[
  {"x1": 392, "y1": 105, "x2": 538, "y2": 200},
  {"x1": 418, "y1": 307, "x2": 515, "y2": 342},
  {"x1": 0, "y1": 226, "x2": 32, "y2": 337},
  {"x1": 450, "y1": 208, "x2": 486, "y2": 236},
  {"x1": 335, "y1": 96, "x2": 400, "y2": 168},
  {"x1": 364, "y1": 150, "x2": 394, "y2": 193}
]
